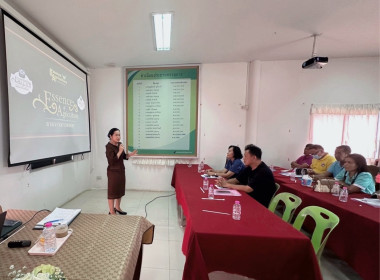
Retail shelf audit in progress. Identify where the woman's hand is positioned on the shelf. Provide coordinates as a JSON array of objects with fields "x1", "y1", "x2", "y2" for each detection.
[
  {"x1": 118, "y1": 143, "x2": 124, "y2": 153},
  {"x1": 129, "y1": 150, "x2": 138, "y2": 157}
]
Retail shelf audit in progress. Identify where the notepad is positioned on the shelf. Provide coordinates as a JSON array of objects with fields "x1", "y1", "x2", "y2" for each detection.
[
  {"x1": 351, "y1": 198, "x2": 380, "y2": 208},
  {"x1": 214, "y1": 189, "x2": 242, "y2": 196},
  {"x1": 34, "y1": 208, "x2": 81, "y2": 229},
  {"x1": 201, "y1": 174, "x2": 218, "y2": 179}
]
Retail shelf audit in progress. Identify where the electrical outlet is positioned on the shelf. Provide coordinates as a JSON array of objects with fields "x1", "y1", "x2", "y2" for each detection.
[{"x1": 96, "y1": 176, "x2": 102, "y2": 180}]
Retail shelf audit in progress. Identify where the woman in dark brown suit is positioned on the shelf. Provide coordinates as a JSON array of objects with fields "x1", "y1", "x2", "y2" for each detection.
[{"x1": 106, "y1": 128, "x2": 137, "y2": 215}]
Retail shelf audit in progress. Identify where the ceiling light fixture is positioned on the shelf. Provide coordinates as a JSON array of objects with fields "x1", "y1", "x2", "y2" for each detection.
[{"x1": 152, "y1": 12, "x2": 173, "y2": 51}]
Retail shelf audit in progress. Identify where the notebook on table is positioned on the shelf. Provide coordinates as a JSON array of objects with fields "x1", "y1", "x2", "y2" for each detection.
[
  {"x1": 0, "y1": 211, "x2": 22, "y2": 240},
  {"x1": 33, "y1": 208, "x2": 81, "y2": 229}
]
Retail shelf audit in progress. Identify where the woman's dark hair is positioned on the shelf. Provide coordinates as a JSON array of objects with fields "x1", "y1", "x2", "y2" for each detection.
[
  {"x1": 107, "y1": 128, "x2": 120, "y2": 139},
  {"x1": 229, "y1": 145, "x2": 243, "y2": 159},
  {"x1": 346, "y1": 153, "x2": 369, "y2": 173}
]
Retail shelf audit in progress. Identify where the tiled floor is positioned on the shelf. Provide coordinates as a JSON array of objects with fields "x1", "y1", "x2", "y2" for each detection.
[{"x1": 61, "y1": 189, "x2": 362, "y2": 280}]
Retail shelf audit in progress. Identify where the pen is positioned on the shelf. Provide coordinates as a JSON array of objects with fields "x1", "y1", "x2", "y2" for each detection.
[
  {"x1": 202, "y1": 210, "x2": 230, "y2": 215},
  {"x1": 44, "y1": 219, "x2": 64, "y2": 224},
  {"x1": 201, "y1": 198, "x2": 225, "y2": 201}
]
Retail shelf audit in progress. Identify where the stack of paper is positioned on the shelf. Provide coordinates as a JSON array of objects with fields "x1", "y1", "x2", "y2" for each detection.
[
  {"x1": 351, "y1": 198, "x2": 380, "y2": 208},
  {"x1": 34, "y1": 208, "x2": 81, "y2": 229},
  {"x1": 201, "y1": 174, "x2": 218, "y2": 179}
]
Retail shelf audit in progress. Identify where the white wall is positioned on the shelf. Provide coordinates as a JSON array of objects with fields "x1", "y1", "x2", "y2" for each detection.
[
  {"x1": 250, "y1": 57, "x2": 380, "y2": 168},
  {"x1": 89, "y1": 63, "x2": 248, "y2": 191}
]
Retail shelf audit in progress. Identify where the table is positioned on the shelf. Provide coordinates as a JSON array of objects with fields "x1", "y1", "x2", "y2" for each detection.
[
  {"x1": 0, "y1": 210, "x2": 154, "y2": 280},
  {"x1": 273, "y1": 168, "x2": 380, "y2": 280},
  {"x1": 171, "y1": 164, "x2": 322, "y2": 280}
]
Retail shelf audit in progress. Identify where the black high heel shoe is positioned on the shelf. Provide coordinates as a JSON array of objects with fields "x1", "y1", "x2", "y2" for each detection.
[{"x1": 114, "y1": 208, "x2": 127, "y2": 215}]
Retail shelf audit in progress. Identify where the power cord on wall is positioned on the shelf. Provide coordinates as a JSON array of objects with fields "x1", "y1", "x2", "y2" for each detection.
[{"x1": 144, "y1": 193, "x2": 175, "y2": 219}]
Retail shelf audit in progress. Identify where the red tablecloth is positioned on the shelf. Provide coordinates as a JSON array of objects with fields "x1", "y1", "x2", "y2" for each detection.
[
  {"x1": 171, "y1": 164, "x2": 322, "y2": 280},
  {"x1": 273, "y1": 167, "x2": 380, "y2": 280}
]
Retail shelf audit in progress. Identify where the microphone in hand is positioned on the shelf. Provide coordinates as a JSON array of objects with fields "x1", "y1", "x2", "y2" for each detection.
[{"x1": 118, "y1": 142, "x2": 124, "y2": 152}]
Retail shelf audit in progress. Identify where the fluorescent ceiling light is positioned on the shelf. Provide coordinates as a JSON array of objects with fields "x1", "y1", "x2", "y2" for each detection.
[{"x1": 152, "y1": 12, "x2": 172, "y2": 51}]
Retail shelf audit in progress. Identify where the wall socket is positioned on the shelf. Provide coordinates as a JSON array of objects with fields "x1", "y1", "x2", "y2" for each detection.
[{"x1": 96, "y1": 176, "x2": 102, "y2": 180}]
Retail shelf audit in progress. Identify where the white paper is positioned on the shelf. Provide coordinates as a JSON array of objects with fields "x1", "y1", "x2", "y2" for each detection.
[
  {"x1": 214, "y1": 189, "x2": 242, "y2": 196},
  {"x1": 351, "y1": 198, "x2": 380, "y2": 208},
  {"x1": 35, "y1": 208, "x2": 81, "y2": 228},
  {"x1": 280, "y1": 172, "x2": 302, "y2": 178},
  {"x1": 201, "y1": 174, "x2": 218, "y2": 179}
]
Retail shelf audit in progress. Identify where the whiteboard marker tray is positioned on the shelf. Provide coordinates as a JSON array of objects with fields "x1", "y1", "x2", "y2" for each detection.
[{"x1": 28, "y1": 231, "x2": 72, "y2": 256}]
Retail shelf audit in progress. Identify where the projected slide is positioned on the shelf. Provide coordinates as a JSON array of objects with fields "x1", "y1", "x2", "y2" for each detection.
[
  {"x1": 4, "y1": 14, "x2": 90, "y2": 165},
  {"x1": 126, "y1": 67, "x2": 198, "y2": 156}
]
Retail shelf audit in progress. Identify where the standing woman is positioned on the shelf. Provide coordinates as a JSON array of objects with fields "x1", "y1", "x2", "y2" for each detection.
[{"x1": 106, "y1": 128, "x2": 137, "y2": 215}]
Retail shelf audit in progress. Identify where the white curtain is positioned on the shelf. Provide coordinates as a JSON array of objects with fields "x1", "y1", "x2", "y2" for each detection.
[{"x1": 309, "y1": 104, "x2": 380, "y2": 161}]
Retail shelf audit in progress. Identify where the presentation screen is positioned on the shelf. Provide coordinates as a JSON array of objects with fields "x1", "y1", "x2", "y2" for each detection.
[
  {"x1": 126, "y1": 66, "x2": 198, "y2": 157},
  {"x1": 2, "y1": 13, "x2": 91, "y2": 166}
]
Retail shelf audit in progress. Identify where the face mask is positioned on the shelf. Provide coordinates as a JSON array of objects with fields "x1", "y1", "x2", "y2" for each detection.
[{"x1": 313, "y1": 154, "x2": 321, "y2": 160}]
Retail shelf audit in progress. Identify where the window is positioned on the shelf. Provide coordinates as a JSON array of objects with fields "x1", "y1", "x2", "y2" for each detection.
[{"x1": 309, "y1": 104, "x2": 380, "y2": 162}]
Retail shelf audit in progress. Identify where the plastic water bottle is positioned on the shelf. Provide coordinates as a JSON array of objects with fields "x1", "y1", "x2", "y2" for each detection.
[
  {"x1": 208, "y1": 184, "x2": 214, "y2": 199},
  {"x1": 232, "y1": 201, "x2": 241, "y2": 220},
  {"x1": 203, "y1": 177, "x2": 209, "y2": 191},
  {"x1": 290, "y1": 172, "x2": 296, "y2": 182},
  {"x1": 43, "y1": 222, "x2": 57, "y2": 253},
  {"x1": 198, "y1": 160, "x2": 205, "y2": 173},
  {"x1": 339, "y1": 187, "x2": 348, "y2": 202},
  {"x1": 331, "y1": 181, "x2": 340, "y2": 196}
]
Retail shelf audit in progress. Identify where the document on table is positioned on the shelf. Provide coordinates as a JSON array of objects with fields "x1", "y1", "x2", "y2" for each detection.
[
  {"x1": 201, "y1": 174, "x2": 218, "y2": 179},
  {"x1": 34, "y1": 208, "x2": 81, "y2": 229},
  {"x1": 280, "y1": 172, "x2": 302, "y2": 177},
  {"x1": 351, "y1": 198, "x2": 380, "y2": 208},
  {"x1": 214, "y1": 189, "x2": 242, "y2": 196}
]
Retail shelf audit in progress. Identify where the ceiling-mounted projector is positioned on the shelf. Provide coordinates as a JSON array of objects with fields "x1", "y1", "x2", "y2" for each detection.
[{"x1": 302, "y1": 34, "x2": 328, "y2": 69}]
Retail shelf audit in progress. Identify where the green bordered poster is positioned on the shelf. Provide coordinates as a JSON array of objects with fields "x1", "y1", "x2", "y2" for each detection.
[{"x1": 126, "y1": 66, "x2": 199, "y2": 157}]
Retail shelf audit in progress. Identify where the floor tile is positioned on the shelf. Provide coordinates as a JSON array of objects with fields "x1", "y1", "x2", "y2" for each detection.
[
  {"x1": 140, "y1": 268, "x2": 170, "y2": 280},
  {"x1": 153, "y1": 225, "x2": 169, "y2": 241},
  {"x1": 169, "y1": 241, "x2": 186, "y2": 270},
  {"x1": 142, "y1": 239, "x2": 170, "y2": 269},
  {"x1": 169, "y1": 269, "x2": 183, "y2": 280}
]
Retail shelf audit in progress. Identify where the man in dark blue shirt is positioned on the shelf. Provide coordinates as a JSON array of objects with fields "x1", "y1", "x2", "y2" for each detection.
[{"x1": 217, "y1": 144, "x2": 276, "y2": 208}]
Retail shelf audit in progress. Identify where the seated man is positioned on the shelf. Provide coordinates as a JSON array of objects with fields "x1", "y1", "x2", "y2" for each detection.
[
  {"x1": 309, "y1": 145, "x2": 336, "y2": 174},
  {"x1": 290, "y1": 143, "x2": 314, "y2": 168},
  {"x1": 217, "y1": 144, "x2": 276, "y2": 208},
  {"x1": 335, "y1": 154, "x2": 375, "y2": 194},
  {"x1": 206, "y1": 145, "x2": 245, "y2": 179},
  {"x1": 313, "y1": 145, "x2": 351, "y2": 179}
]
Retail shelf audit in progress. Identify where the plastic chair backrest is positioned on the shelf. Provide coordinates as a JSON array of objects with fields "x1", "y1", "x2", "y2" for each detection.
[
  {"x1": 269, "y1": 183, "x2": 280, "y2": 204},
  {"x1": 268, "y1": 192, "x2": 302, "y2": 223},
  {"x1": 293, "y1": 206, "x2": 340, "y2": 262}
]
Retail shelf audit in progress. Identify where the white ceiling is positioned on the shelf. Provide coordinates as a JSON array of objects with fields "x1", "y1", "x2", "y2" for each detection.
[{"x1": 3, "y1": 0, "x2": 379, "y2": 68}]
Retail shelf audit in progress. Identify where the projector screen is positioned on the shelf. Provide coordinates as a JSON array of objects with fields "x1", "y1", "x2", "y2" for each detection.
[{"x1": 2, "y1": 12, "x2": 91, "y2": 166}]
